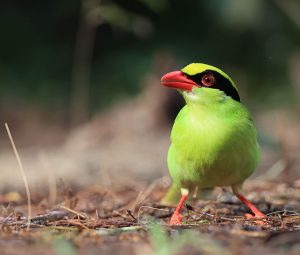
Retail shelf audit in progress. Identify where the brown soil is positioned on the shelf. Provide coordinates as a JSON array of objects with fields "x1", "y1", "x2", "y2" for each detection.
[{"x1": 1, "y1": 179, "x2": 300, "y2": 255}]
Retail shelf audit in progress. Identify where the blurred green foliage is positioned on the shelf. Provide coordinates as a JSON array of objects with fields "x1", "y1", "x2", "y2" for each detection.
[
  {"x1": 0, "y1": 0, "x2": 299, "y2": 114},
  {"x1": 149, "y1": 224, "x2": 230, "y2": 255},
  {"x1": 53, "y1": 237, "x2": 77, "y2": 255}
]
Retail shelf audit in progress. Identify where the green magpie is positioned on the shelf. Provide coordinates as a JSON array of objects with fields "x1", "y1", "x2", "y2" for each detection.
[{"x1": 161, "y1": 63, "x2": 265, "y2": 225}]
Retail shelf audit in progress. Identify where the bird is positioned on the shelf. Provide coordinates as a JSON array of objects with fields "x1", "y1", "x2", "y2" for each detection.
[{"x1": 160, "y1": 63, "x2": 265, "y2": 225}]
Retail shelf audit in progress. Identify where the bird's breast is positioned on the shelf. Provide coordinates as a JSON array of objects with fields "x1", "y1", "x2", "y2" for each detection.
[{"x1": 167, "y1": 105, "x2": 259, "y2": 188}]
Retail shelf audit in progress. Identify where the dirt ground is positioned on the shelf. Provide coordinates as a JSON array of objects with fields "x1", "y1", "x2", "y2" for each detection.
[{"x1": 1, "y1": 178, "x2": 300, "y2": 255}]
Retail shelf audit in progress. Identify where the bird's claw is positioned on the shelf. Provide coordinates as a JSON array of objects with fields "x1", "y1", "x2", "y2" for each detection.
[
  {"x1": 244, "y1": 213, "x2": 266, "y2": 225},
  {"x1": 170, "y1": 211, "x2": 182, "y2": 225}
]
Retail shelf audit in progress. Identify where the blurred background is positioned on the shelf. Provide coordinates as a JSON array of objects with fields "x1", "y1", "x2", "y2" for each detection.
[{"x1": 0, "y1": 0, "x2": 299, "y2": 189}]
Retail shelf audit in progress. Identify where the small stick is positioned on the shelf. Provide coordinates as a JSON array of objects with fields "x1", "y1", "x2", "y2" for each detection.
[
  {"x1": 60, "y1": 205, "x2": 87, "y2": 219},
  {"x1": 127, "y1": 210, "x2": 137, "y2": 221},
  {"x1": 266, "y1": 210, "x2": 300, "y2": 216},
  {"x1": 5, "y1": 123, "x2": 31, "y2": 230}
]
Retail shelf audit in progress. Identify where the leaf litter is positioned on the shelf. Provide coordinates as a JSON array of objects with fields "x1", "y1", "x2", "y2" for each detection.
[{"x1": 1, "y1": 178, "x2": 300, "y2": 255}]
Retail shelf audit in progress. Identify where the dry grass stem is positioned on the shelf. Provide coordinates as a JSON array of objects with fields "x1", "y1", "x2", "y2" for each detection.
[
  {"x1": 4, "y1": 123, "x2": 32, "y2": 230},
  {"x1": 60, "y1": 205, "x2": 87, "y2": 219}
]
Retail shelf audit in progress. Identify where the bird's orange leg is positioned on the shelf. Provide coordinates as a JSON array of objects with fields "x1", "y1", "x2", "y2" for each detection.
[
  {"x1": 170, "y1": 189, "x2": 189, "y2": 225},
  {"x1": 236, "y1": 193, "x2": 265, "y2": 218}
]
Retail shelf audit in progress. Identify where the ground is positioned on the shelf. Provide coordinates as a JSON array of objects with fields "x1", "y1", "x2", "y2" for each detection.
[{"x1": 1, "y1": 178, "x2": 300, "y2": 255}]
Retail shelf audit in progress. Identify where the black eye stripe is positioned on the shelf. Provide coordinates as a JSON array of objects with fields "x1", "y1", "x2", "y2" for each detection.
[{"x1": 186, "y1": 71, "x2": 240, "y2": 102}]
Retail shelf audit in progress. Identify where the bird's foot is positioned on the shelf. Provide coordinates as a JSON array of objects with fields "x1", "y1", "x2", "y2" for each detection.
[
  {"x1": 169, "y1": 190, "x2": 189, "y2": 225},
  {"x1": 170, "y1": 211, "x2": 182, "y2": 225},
  {"x1": 236, "y1": 193, "x2": 266, "y2": 224},
  {"x1": 236, "y1": 193, "x2": 266, "y2": 219},
  {"x1": 244, "y1": 212, "x2": 266, "y2": 225}
]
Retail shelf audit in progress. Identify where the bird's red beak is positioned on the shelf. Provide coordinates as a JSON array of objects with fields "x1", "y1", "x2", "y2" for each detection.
[{"x1": 161, "y1": 71, "x2": 197, "y2": 91}]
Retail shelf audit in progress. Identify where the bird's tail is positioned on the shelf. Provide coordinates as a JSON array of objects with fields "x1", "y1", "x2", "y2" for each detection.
[{"x1": 161, "y1": 183, "x2": 181, "y2": 206}]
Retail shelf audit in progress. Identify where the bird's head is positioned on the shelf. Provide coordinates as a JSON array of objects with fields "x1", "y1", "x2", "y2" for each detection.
[{"x1": 161, "y1": 63, "x2": 240, "y2": 104}]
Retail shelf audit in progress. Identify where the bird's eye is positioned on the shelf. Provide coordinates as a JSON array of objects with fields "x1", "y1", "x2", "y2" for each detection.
[{"x1": 201, "y1": 74, "x2": 215, "y2": 86}]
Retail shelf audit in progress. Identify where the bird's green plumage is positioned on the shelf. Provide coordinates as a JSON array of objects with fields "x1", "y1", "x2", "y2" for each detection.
[{"x1": 162, "y1": 63, "x2": 259, "y2": 204}]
